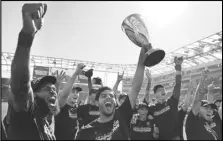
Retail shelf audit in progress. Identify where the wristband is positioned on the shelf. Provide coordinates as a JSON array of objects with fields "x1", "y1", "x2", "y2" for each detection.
[
  {"x1": 175, "y1": 65, "x2": 182, "y2": 71},
  {"x1": 17, "y1": 31, "x2": 34, "y2": 48}
]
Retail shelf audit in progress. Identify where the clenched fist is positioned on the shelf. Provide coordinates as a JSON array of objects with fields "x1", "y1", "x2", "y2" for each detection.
[
  {"x1": 174, "y1": 56, "x2": 183, "y2": 66},
  {"x1": 22, "y1": 3, "x2": 47, "y2": 35},
  {"x1": 174, "y1": 56, "x2": 183, "y2": 71},
  {"x1": 75, "y1": 63, "x2": 85, "y2": 75}
]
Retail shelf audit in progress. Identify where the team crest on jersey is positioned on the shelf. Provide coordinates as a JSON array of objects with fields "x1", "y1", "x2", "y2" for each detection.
[
  {"x1": 154, "y1": 105, "x2": 170, "y2": 116},
  {"x1": 95, "y1": 120, "x2": 120, "y2": 140}
]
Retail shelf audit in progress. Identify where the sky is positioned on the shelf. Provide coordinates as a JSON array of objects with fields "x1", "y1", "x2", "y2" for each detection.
[
  {"x1": 2, "y1": 1, "x2": 222, "y2": 88},
  {"x1": 2, "y1": 1, "x2": 222, "y2": 64}
]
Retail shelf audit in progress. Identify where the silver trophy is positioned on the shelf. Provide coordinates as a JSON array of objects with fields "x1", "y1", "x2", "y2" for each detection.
[{"x1": 122, "y1": 14, "x2": 165, "y2": 67}]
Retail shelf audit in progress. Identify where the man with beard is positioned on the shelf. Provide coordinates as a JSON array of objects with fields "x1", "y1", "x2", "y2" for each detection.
[
  {"x1": 7, "y1": 3, "x2": 59, "y2": 140},
  {"x1": 130, "y1": 103, "x2": 159, "y2": 140},
  {"x1": 77, "y1": 69, "x2": 100, "y2": 128},
  {"x1": 150, "y1": 57, "x2": 183, "y2": 140},
  {"x1": 186, "y1": 70, "x2": 222, "y2": 140},
  {"x1": 75, "y1": 46, "x2": 146, "y2": 140},
  {"x1": 54, "y1": 64, "x2": 85, "y2": 140}
]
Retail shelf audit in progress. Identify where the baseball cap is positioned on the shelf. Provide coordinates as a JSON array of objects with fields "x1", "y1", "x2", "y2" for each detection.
[
  {"x1": 200, "y1": 100, "x2": 218, "y2": 111},
  {"x1": 137, "y1": 102, "x2": 148, "y2": 110},
  {"x1": 31, "y1": 76, "x2": 57, "y2": 92},
  {"x1": 72, "y1": 86, "x2": 82, "y2": 92},
  {"x1": 153, "y1": 84, "x2": 164, "y2": 93},
  {"x1": 214, "y1": 99, "x2": 222, "y2": 105}
]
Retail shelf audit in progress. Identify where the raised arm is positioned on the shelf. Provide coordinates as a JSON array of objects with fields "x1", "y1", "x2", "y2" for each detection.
[
  {"x1": 172, "y1": 57, "x2": 183, "y2": 101},
  {"x1": 207, "y1": 82, "x2": 215, "y2": 103},
  {"x1": 143, "y1": 69, "x2": 152, "y2": 105},
  {"x1": 54, "y1": 70, "x2": 66, "y2": 94},
  {"x1": 86, "y1": 69, "x2": 93, "y2": 93},
  {"x1": 113, "y1": 71, "x2": 124, "y2": 94},
  {"x1": 182, "y1": 82, "x2": 195, "y2": 111},
  {"x1": 58, "y1": 63, "x2": 85, "y2": 108},
  {"x1": 129, "y1": 47, "x2": 146, "y2": 109},
  {"x1": 189, "y1": 69, "x2": 208, "y2": 115},
  {"x1": 10, "y1": 3, "x2": 47, "y2": 112},
  {"x1": 82, "y1": 69, "x2": 93, "y2": 105}
]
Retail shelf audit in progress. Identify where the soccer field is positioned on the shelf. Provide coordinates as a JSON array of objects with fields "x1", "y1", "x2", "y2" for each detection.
[{"x1": 1, "y1": 102, "x2": 8, "y2": 121}]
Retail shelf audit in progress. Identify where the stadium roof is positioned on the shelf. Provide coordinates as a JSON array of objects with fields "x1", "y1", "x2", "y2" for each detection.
[{"x1": 2, "y1": 31, "x2": 222, "y2": 77}]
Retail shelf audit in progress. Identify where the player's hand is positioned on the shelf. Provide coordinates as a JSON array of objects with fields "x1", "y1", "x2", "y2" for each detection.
[
  {"x1": 75, "y1": 63, "x2": 85, "y2": 75},
  {"x1": 54, "y1": 70, "x2": 66, "y2": 85},
  {"x1": 174, "y1": 56, "x2": 183, "y2": 65},
  {"x1": 22, "y1": 3, "x2": 47, "y2": 35},
  {"x1": 201, "y1": 68, "x2": 209, "y2": 80},
  {"x1": 117, "y1": 71, "x2": 124, "y2": 82}
]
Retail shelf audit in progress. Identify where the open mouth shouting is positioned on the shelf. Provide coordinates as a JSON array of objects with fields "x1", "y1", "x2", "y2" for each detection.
[
  {"x1": 104, "y1": 100, "x2": 114, "y2": 111},
  {"x1": 105, "y1": 101, "x2": 112, "y2": 108},
  {"x1": 206, "y1": 113, "x2": 214, "y2": 119},
  {"x1": 48, "y1": 97, "x2": 57, "y2": 107}
]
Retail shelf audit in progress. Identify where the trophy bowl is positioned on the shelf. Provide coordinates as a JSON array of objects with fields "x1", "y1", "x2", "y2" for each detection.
[{"x1": 121, "y1": 13, "x2": 165, "y2": 67}]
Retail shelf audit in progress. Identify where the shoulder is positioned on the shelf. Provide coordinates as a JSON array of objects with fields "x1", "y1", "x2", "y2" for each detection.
[
  {"x1": 148, "y1": 104, "x2": 156, "y2": 113},
  {"x1": 148, "y1": 104, "x2": 156, "y2": 110},
  {"x1": 9, "y1": 103, "x2": 35, "y2": 125},
  {"x1": 213, "y1": 114, "x2": 222, "y2": 124},
  {"x1": 186, "y1": 111, "x2": 199, "y2": 124},
  {"x1": 79, "y1": 104, "x2": 89, "y2": 109},
  {"x1": 167, "y1": 95, "x2": 177, "y2": 103},
  {"x1": 77, "y1": 104, "x2": 87, "y2": 112},
  {"x1": 76, "y1": 120, "x2": 97, "y2": 140}
]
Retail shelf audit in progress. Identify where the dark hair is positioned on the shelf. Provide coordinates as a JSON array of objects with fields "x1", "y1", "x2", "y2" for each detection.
[
  {"x1": 95, "y1": 86, "x2": 112, "y2": 101},
  {"x1": 153, "y1": 84, "x2": 164, "y2": 93}
]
